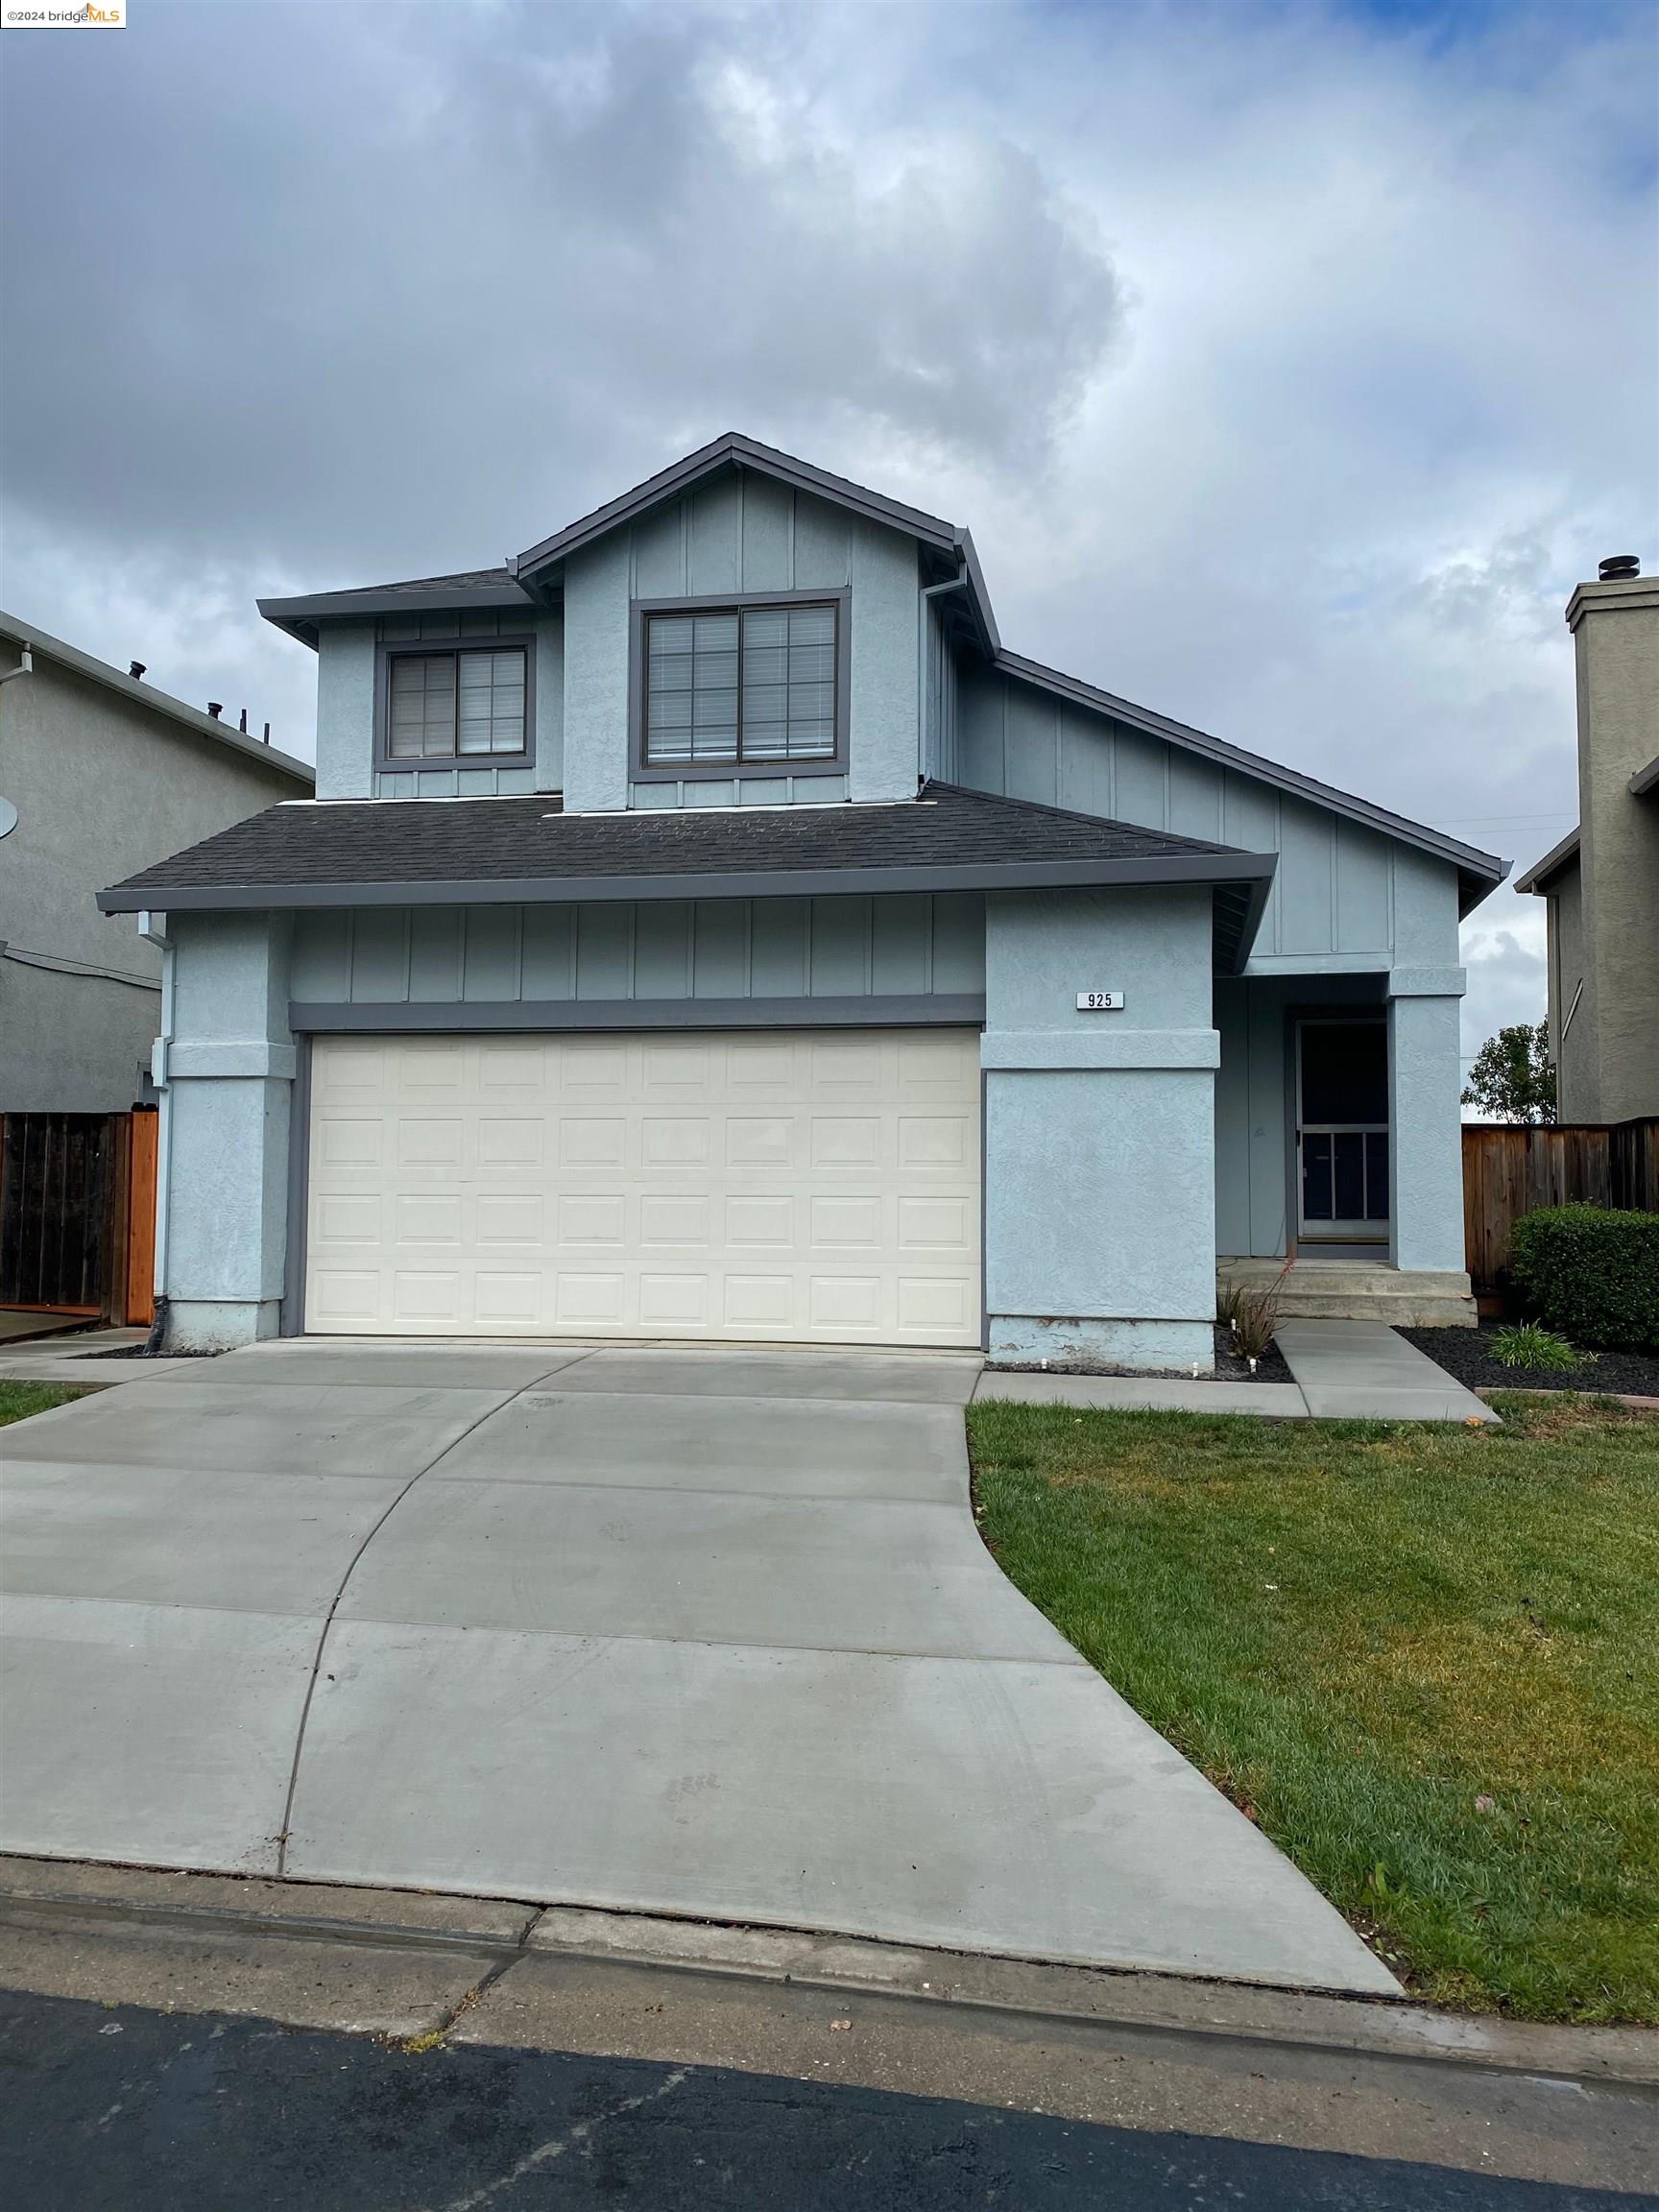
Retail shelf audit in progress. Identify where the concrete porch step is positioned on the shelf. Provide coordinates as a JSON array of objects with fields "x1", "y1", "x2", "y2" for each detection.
[{"x1": 1218, "y1": 1261, "x2": 1477, "y2": 1330}]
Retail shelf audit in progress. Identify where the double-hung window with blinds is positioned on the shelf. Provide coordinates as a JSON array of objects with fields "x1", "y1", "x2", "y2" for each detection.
[
  {"x1": 644, "y1": 603, "x2": 837, "y2": 767},
  {"x1": 387, "y1": 647, "x2": 528, "y2": 759}
]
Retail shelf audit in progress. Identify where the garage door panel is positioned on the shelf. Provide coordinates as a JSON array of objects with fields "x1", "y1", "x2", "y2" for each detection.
[{"x1": 306, "y1": 1030, "x2": 980, "y2": 1346}]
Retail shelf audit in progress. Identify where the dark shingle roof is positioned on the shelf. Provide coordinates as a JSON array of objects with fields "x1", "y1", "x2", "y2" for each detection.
[
  {"x1": 370, "y1": 567, "x2": 516, "y2": 593},
  {"x1": 100, "y1": 782, "x2": 1276, "y2": 968}
]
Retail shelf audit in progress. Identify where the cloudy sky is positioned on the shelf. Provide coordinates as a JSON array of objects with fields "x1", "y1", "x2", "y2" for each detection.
[{"x1": 3, "y1": 0, "x2": 1655, "y2": 1072}]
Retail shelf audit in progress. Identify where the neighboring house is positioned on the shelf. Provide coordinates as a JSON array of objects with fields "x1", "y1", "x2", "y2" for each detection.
[
  {"x1": 98, "y1": 435, "x2": 1506, "y2": 1363},
  {"x1": 0, "y1": 613, "x2": 313, "y2": 1113},
  {"x1": 1515, "y1": 560, "x2": 1659, "y2": 1123}
]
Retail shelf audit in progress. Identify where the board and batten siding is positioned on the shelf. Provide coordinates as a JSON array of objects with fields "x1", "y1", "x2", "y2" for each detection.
[
  {"x1": 316, "y1": 608, "x2": 565, "y2": 804},
  {"x1": 956, "y1": 663, "x2": 1461, "y2": 970},
  {"x1": 289, "y1": 893, "x2": 986, "y2": 1009},
  {"x1": 562, "y1": 465, "x2": 923, "y2": 815}
]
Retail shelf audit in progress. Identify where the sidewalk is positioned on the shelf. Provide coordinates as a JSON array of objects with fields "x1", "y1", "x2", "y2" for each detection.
[
  {"x1": 0, "y1": 1326, "x2": 203, "y2": 1386},
  {"x1": 974, "y1": 1321, "x2": 1496, "y2": 1423},
  {"x1": 9, "y1": 1320, "x2": 1500, "y2": 1421}
]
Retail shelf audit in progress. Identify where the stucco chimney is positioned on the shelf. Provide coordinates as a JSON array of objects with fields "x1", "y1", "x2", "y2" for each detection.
[{"x1": 1564, "y1": 558, "x2": 1659, "y2": 1121}]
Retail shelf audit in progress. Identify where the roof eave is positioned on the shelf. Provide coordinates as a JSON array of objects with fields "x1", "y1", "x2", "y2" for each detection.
[
  {"x1": 1513, "y1": 829, "x2": 1581, "y2": 897},
  {"x1": 257, "y1": 583, "x2": 536, "y2": 652},
  {"x1": 98, "y1": 849, "x2": 1278, "y2": 917}
]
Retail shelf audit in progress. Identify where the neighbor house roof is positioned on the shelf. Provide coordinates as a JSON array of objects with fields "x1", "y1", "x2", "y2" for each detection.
[
  {"x1": 252, "y1": 433, "x2": 1507, "y2": 905},
  {"x1": 97, "y1": 781, "x2": 1277, "y2": 972},
  {"x1": 0, "y1": 611, "x2": 314, "y2": 786},
  {"x1": 1514, "y1": 827, "x2": 1581, "y2": 897}
]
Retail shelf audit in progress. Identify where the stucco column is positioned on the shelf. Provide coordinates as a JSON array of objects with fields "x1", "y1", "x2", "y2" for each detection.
[
  {"x1": 156, "y1": 911, "x2": 296, "y2": 1350},
  {"x1": 982, "y1": 887, "x2": 1218, "y2": 1373},
  {"x1": 1386, "y1": 974, "x2": 1466, "y2": 1275}
]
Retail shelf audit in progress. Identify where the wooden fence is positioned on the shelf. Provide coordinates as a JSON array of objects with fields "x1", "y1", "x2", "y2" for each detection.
[
  {"x1": 0, "y1": 1108, "x2": 157, "y2": 1327},
  {"x1": 1463, "y1": 1117, "x2": 1659, "y2": 1296}
]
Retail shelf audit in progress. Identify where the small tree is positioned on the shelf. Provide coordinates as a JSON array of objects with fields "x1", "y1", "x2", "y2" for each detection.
[{"x1": 1461, "y1": 1022, "x2": 1556, "y2": 1123}]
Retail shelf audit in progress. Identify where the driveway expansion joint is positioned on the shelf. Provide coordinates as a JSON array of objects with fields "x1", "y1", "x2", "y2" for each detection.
[{"x1": 273, "y1": 1355, "x2": 603, "y2": 1876}]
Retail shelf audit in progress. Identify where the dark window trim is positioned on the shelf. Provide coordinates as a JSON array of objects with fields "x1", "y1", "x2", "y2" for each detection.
[
  {"x1": 631, "y1": 589, "x2": 851, "y2": 783},
  {"x1": 373, "y1": 634, "x2": 537, "y2": 773}
]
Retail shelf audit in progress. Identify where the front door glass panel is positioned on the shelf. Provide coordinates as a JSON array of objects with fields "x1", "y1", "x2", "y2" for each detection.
[{"x1": 1298, "y1": 1022, "x2": 1389, "y2": 1238}]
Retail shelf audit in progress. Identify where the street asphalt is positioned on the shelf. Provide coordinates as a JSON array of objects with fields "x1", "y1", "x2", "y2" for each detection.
[{"x1": 2, "y1": 1985, "x2": 1647, "y2": 2212}]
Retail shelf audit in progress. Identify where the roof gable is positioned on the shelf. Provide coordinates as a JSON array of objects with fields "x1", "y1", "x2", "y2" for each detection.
[{"x1": 509, "y1": 432, "x2": 965, "y2": 585}]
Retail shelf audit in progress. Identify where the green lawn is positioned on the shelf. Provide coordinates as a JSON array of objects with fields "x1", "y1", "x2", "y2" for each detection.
[
  {"x1": 968, "y1": 1393, "x2": 1659, "y2": 2023},
  {"x1": 0, "y1": 1382, "x2": 93, "y2": 1429}
]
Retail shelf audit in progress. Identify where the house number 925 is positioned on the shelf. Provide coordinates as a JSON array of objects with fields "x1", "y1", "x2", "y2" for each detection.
[{"x1": 1076, "y1": 991, "x2": 1125, "y2": 1012}]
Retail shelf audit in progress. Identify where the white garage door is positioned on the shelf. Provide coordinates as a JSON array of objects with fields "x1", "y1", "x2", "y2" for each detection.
[{"x1": 304, "y1": 1029, "x2": 981, "y2": 1346}]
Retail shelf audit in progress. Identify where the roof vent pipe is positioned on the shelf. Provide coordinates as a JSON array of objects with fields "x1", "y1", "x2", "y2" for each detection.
[
  {"x1": 129, "y1": 661, "x2": 146, "y2": 681},
  {"x1": 1599, "y1": 554, "x2": 1641, "y2": 581},
  {"x1": 262, "y1": 722, "x2": 271, "y2": 743},
  {"x1": 238, "y1": 709, "x2": 248, "y2": 733},
  {"x1": 206, "y1": 701, "x2": 222, "y2": 720}
]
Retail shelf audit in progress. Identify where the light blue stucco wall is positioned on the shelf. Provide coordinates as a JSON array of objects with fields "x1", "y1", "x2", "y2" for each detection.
[
  {"x1": 158, "y1": 910, "x2": 296, "y2": 1349},
  {"x1": 983, "y1": 886, "x2": 1217, "y2": 1371},
  {"x1": 290, "y1": 893, "x2": 986, "y2": 1006},
  {"x1": 313, "y1": 609, "x2": 564, "y2": 802},
  {"x1": 1388, "y1": 987, "x2": 1467, "y2": 1272},
  {"x1": 314, "y1": 624, "x2": 374, "y2": 801},
  {"x1": 559, "y1": 466, "x2": 922, "y2": 815}
]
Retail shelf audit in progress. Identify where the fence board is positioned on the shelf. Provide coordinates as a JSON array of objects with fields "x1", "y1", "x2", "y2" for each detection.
[
  {"x1": 1463, "y1": 1118, "x2": 1659, "y2": 1293},
  {"x1": 125, "y1": 1108, "x2": 158, "y2": 1328}
]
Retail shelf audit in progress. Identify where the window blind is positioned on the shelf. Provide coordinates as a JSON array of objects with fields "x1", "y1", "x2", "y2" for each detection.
[
  {"x1": 645, "y1": 603, "x2": 837, "y2": 767},
  {"x1": 388, "y1": 648, "x2": 526, "y2": 760}
]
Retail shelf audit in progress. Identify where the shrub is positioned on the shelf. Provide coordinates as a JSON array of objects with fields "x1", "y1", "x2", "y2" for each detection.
[
  {"x1": 1509, "y1": 1206, "x2": 1659, "y2": 1354},
  {"x1": 1488, "y1": 1322, "x2": 1584, "y2": 1373},
  {"x1": 1218, "y1": 1267, "x2": 1286, "y2": 1361}
]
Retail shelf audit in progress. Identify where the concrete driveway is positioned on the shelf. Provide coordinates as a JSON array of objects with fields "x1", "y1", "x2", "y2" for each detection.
[{"x1": 0, "y1": 1342, "x2": 1395, "y2": 1995}]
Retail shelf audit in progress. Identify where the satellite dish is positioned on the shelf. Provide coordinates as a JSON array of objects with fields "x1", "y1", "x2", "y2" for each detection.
[{"x1": 0, "y1": 796, "x2": 16, "y2": 840}]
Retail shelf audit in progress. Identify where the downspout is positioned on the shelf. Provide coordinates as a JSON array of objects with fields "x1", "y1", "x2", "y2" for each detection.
[
  {"x1": 918, "y1": 568, "x2": 968, "y2": 784},
  {"x1": 137, "y1": 910, "x2": 173, "y2": 1352}
]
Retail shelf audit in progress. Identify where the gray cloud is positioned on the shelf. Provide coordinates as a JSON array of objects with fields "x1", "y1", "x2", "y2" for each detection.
[
  {"x1": 0, "y1": 2, "x2": 1121, "y2": 581},
  {"x1": 1, "y1": 0, "x2": 1652, "y2": 1059}
]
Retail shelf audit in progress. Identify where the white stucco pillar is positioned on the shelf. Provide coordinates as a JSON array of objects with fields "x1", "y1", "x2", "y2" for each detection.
[
  {"x1": 1386, "y1": 973, "x2": 1467, "y2": 1276},
  {"x1": 156, "y1": 911, "x2": 296, "y2": 1350},
  {"x1": 982, "y1": 887, "x2": 1218, "y2": 1372}
]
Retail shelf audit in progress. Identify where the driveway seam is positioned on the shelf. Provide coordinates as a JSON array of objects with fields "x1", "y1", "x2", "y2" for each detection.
[
  {"x1": 274, "y1": 1352, "x2": 603, "y2": 1875},
  {"x1": 329, "y1": 1620, "x2": 1088, "y2": 1669}
]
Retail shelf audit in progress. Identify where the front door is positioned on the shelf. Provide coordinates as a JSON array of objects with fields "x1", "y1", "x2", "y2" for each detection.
[{"x1": 1296, "y1": 1019, "x2": 1389, "y2": 1245}]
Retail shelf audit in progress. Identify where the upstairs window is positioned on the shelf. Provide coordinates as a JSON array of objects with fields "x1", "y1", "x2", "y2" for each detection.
[
  {"x1": 644, "y1": 602, "x2": 838, "y2": 768},
  {"x1": 387, "y1": 646, "x2": 528, "y2": 760}
]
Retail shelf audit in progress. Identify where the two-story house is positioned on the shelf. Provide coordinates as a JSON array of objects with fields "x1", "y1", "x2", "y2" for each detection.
[{"x1": 99, "y1": 436, "x2": 1505, "y2": 1363}]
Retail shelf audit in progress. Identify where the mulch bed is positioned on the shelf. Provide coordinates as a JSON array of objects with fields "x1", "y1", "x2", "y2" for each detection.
[
  {"x1": 1400, "y1": 1323, "x2": 1659, "y2": 1399},
  {"x1": 998, "y1": 1324, "x2": 1294, "y2": 1384},
  {"x1": 76, "y1": 1345, "x2": 222, "y2": 1361}
]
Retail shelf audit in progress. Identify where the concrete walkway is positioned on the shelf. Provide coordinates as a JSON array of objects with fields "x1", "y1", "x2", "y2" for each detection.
[
  {"x1": 1276, "y1": 1321, "x2": 1497, "y2": 1423},
  {"x1": 974, "y1": 1321, "x2": 1497, "y2": 1423},
  {"x1": 0, "y1": 1337, "x2": 1396, "y2": 1996}
]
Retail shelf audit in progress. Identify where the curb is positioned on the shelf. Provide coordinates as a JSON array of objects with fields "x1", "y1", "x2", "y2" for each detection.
[{"x1": 1, "y1": 1856, "x2": 1653, "y2": 2088}]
